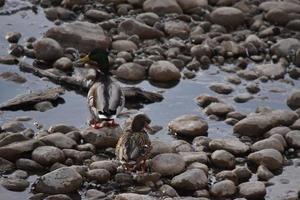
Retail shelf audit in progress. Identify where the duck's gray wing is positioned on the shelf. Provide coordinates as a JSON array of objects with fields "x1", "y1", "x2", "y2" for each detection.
[{"x1": 108, "y1": 80, "x2": 125, "y2": 117}]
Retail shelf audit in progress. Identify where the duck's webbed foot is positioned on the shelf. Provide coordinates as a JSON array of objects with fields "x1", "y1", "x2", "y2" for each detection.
[
  {"x1": 107, "y1": 119, "x2": 119, "y2": 128},
  {"x1": 89, "y1": 120, "x2": 105, "y2": 129}
]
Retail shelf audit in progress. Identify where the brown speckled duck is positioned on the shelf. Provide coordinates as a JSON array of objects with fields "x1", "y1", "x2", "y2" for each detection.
[{"x1": 115, "y1": 114, "x2": 152, "y2": 172}]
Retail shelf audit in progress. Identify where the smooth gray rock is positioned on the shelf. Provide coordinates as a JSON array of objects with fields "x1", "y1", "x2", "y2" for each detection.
[
  {"x1": 209, "y1": 139, "x2": 249, "y2": 156},
  {"x1": 210, "y1": 180, "x2": 236, "y2": 197},
  {"x1": 247, "y1": 149, "x2": 283, "y2": 171},
  {"x1": 116, "y1": 62, "x2": 146, "y2": 81},
  {"x1": 171, "y1": 169, "x2": 208, "y2": 191},
  {"x1": 285, "y1": 131, "x2": 300, "y2": 149},
  {"x1": 143, "y1": 0, "x2": 182, "y2": 15},
  {"x1": 40, "y1": 133, "x2": 77, "y2": 149},
  {"x1": 149, "y1": 60, "x2": 181, "y2": 82},
  {"x1": 211, "y1": 150, "x2": 235, "y2": 169},
  {"x1": 210, "y1": 7, "x2": 244, "y2": 29},
  {"x1": 151, "y1": 153, "x2": 185, "y2": 176},
  {"x1": 32, "y1": 146, "x2": 65, "y2": 166},
  {"x1": 33, "y1": 38, "x2": 63, "y2": 62},
  {"x1": 238, "y1": 181, "x2": 266, "y2": 199}
]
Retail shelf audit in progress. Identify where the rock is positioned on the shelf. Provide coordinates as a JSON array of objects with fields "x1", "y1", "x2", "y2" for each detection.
[
  {"x1": 285, "y1": 131, "x2": 300, "y2": 149},
  {"x1": 112, "y1": 40, "x2": 138, "y2": 52},
  {"x1": 44, "y1": 7, "x2": 76, "y2": 21},
  {"x1": 233, "y1": 166, "x2": 252, "y2": 183},
  {"x1": 149, "y1": 60, "x2": 181, "y2": 82},
  {"x1": 40, "y1": 133, "x2": 77, "y2": 149},
  {"x1": 0, "y1": 178, "x2": 29, "y2": 191},
  {"x1": 171, "y1": 140, "x2": 194, "y2": 152},
  {"x1": 238, "y1": 70, "x2": 259, "y2": 81},
  {"x1": 32, "y1": 146, "x2": 65, "y2": 166},
  {"x1": 62, "y1": 0, "x2": 87, "y2": 8},
  {"x1": 216, "y1": 170, "x2": 238, "y2": 184},
  {"x1": 90, "y1": 160, "x2": 118, "y2": 174},
  {"x1": 151, "y1": 153, "x2": 185, "y2": 176},
  {"x1": 16, "y1": 158, "x2": 43, "y2": 171},
  {"x1": 87, "y1": 169, "x2": 110, "y2": 183},
  {"x1": 81, "y1": 127, "x2": 122, "y2": 148},
  {"x1": 116, "y1": 63, "x2": 146, "y2": 81},
  {"x1": 159, "y1": 184, "x2": 179, "y2": 197},
  {"x1": 210, "y1": 7, "x2": 244, "y2": 29},
  {"x1": 44, "y1": 194, "x2": 72, "y2": 200},
  {"x1": 247, "y1": 149, "x2": 283, "y2": 171},
  {"x1": 0, "y1": 139, "x2": 42, "y2": 160},
  {"x1": 259, "y1": 1, "x2": 300, "y2": 13},
  {"x1": 234, "y1": 93, "x2": 253, "y2": 103},
  {"x1": 48, "y1": 123, "x2": 77, "y2": 134},
  {"x1": 0, "y1": 157, "x2": 15, "y2": 173},
  {"x1": 264, "y1": 126, "x2": 291, "y2": 137},
  {"x1": 192, "y1": 136, "x2": 211, "y2": 149},
  {"x1": 143, "y1": 0, "x2": 182, "y2": 15},
  {"x1": 210, "y1": 180, "x2": 236, "y2": 197},
  {"x1": 134, "y1": 172, "x2": 161, "y2": 184},
  {"x1": 34, "y1": 101, "x2": 54, "y2": 112},
  {"x1": 0, "y1": 87, "x2": 65, "y2": 111},
  {"x1": 179, "y1": 152, "x2": 208, "y2": 165},
  {"x1": 238, "y1": 181, "x2": 266, "y2": 199},
  {"x1": 168, "y1": 114, "x2": 208, "y2": 137},
  {"x1": 257, "y1": 165, "x2": 274, "y2": 181},
  {"x1": 209, "y1": 83, "x2": 233, "y2": 94},
  {"x1": 251, "y1": 138, "x2": 284, "y2": 152},
  {"x1": 34, "y1": 167, "x2": 83, "y2": 194},
  {"x1": 118, "y1": 19, "x2": 164, "y2": 39},
  {"x1": 204, "y1": 102, "x2": 234, "y2": 117},
  {"x1": 191, "y1": 45, "x2": 213, "y2": 59},
  {"x1": 287, "y1": 90, "x2": 300, "y2": 110},
  {"x1": 115, "y1": 193, "x2": 156, "y2": 200},
  {"x1": 234, "y1": 110, "x2": 298, "y2": 137},
  {"x1": 0, "y1": 72, "x2": 26, "y2": 83},
  {"x1": 8, "y1": 170, "x2": 28, "y2": 179},
  {"x1": 255, "y1": 63, "x2": 285, "y2": 80},
  {"x1": 164, "y1": 21, "x2": 190, "y2": 39},
  {"x1": 115, "y1": 173, "x2": 134, "y2": 186},
  {"x1": 187, "y1": 162, "x2": 208, "y2": 174},
  {"x1": 5, "y1": 32, "x2": 22, "y2": 43},
  {"x1": 85, "y1": 9, "x2": 112, "y2": 22},
  {"x1": 33, "y1": 38, "x2": 63, "y2": 62},
  {"x1": 150, "y1": 140, "x2": 173, "y2": 156},
  {"x1": 86, "y1": 189, "x2": 106, "y2": 199},
  {"x1": 0, "y1": 55, "x2": 18, "y2": 65},
  {"x1": 53, "y1": 57, "x2": 73, "y2": 71},
  {"x1": 171, "y1": 169, "x2": 208, "y2": 191},
  {"x1": 209, "y1": 139, "x2": 249, "y2": 155},
  {"x1": 45, "y1": 21, "x2": 111, "y2": 53},
  {"x1": 265, "y1": 8, "x2": 289, "y2": 25},
  {"x1": 196, "y1": 95, "x2": 220, "y2": 108},
  {"x1": 63, "y1": 149, "x2": 92, "y2": 162},
  {"x1": 136, "y1": 12, "x2": 159, "y2": 26},
  {"x1": 287, "y1": 20, "x2": 300, "y2": 32},
  {"x1": 1, "y1": 121, "x2": 26, "y2": 133},
  {"x1": 211, "y1": 150, "x2": 235, "y2": 169},
  {"x1": 0, "y1": 133, "x2": 28, "y2": 147},
  {"x1": 270, "y1": 38, "x2": 300, "y2": 58},
  {"x1": 177, "y1": 0, "x2": 207, "y2": 13}
]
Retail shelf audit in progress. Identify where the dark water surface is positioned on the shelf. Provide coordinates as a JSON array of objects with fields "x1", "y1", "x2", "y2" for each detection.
[{"x1": 0, "y1": 3, "x2": 299, "y2": 200}]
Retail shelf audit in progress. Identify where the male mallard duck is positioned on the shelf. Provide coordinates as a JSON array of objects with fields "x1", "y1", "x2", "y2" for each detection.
[
  {"x1": 115, "y1": 113, "x2": 152, "y2": 172},
  {"x1": 76, "y1": 48, "x2": 125, "y2": 129}
]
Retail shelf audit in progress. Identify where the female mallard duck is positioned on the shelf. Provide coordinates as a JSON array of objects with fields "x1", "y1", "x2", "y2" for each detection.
[
  {"x1": 77, "y1": 48, "x2": 125, "y2": 129},
  {"x1": 115, "y1": 113, "x2": 152, "y2": 172}
]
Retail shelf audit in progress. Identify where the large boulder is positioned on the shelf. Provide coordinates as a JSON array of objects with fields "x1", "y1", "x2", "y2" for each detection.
[
  {"x1": 33, "y1": 38, "x2": 63, "y2": 62},
  {"x1": 270, "y1": 38, "x2": 300, "y2": 58},
  {"x1": 168, "y1": 114, "x2": 208, "y2": 137},
  {"x1": 45, "y1": 21, "x2": 111, "y2": 53},
  {"x1": 118, "y1": 19, "x2": 164, "y2": 39},
  {"x1": 151, "y1": 153, "x2": 185, "y2": 176},
  {"x1": 210, "y1": 7, "x2": 244, "y2": 29},
  {"x1": 171, "y1": 169, "x2": 208, "y2": 191},
  {"x1": 247, "y1": 149, "x2": 283, "y2": 171},
  {"x1": 39, "y1": 133, "x2": 77, "y2": 149},
  {"x1": 209, "y1": 138, "x2": 249, "y2": 155},
  {"x1": 143, "y1": 0, "x2": 182, "y2": 15},
  {"x1": 149, "y1": 60, "x2": 181, "y2": 82},
  {"x1": 34, "y1": 167, "x2": 83, "y2": 194}
]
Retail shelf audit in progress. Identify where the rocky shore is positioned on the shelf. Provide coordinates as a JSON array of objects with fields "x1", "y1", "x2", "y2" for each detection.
[{"x1": 0, "y1": 0, "x2": 300, "y2": 199}]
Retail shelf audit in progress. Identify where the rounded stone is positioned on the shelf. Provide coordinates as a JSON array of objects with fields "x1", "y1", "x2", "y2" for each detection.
[
  {"x1": 33, "y1": 38, "x2": 63, "y2": 62},
  {"x1": 116, "y1": 62, "x2": 146, "y2": 81},
  {"x1": 210, "y1": 180, "x2": 236, "y2": 197},
  {"x1": 149, "y1": 60, "x2": 181, "y2": 82},
  {"x1": 32, "y1": 146, "x2": 65, "y2": 166},
  {"x1": 151, "y1": 153, "x2": 185, "y2": 176},
  {"x1": 211, "y1": 150, "x2": 236, "y2": 169}
]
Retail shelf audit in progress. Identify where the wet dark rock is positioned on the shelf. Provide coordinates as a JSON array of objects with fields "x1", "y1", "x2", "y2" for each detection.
[
  {"x1": 116, "y1": 62, "x2": 146, "y2": 81},
  {"x1": 285, "y1": 131, "x2": 300, "y2": 149},
  {"x1": 0, "y1": 178, "x2": 29, "y2": 191},
  {"x1": 0, "y1": 133, "x2": 28, "y2": 147},
  {"x1": 34, "y1": 101, "x2": 54, "y2": 112},
  {"x1": 287, "y1": 90, "x2": 300, "y2": 110},
  {"x1": 251, "y1": 137, "x2": 284, "y2": 153},
  {"x1": 0, "y1": 72, "x2": 26, "y2": 84},
  {"x1": 159, "y1": 184, "x2": 179, "y2": 197},
  {"x1": 270, "y1": 38, "x2": 300, "y2": 58},
  {"x1": 44, "y1": 7, "x2": 76, "y2": 21},
  {"x1": 209, "y1": 138, "x2": 249, "y2": 156},
  {"x1": 149, "y1": 60, "x2": 181, "y2": 82},
  {"x1": 9, "y1": 44, "x2": 24, "y2": 57},
  {"x1": 81, "y1": 126, "x2": 122, "y2": 149},
  {"x1": 32, "y1": 146, "x2": 65, "y2": 166},
  {"x1": 0, "y1": 139, "x2": 42, "y2": 161},
  {"x1": 63, "y1": 149, "x2": 92, "y2": 162},
  {"x1": 136, "y1": 12, "x2": 159, "y2": 26},
  {"x1": 151, "y1": 153, "x2": 185, "y2": 176},
  {"x1": 257, "y1": 165, "x2": 274, "y2": 181},
  {"x1": 211, "y1": 150, "x2": 235, "y2": 169},
  {"x1": 86, "y1": 189, "x2": 106, "y2": 200},
  {"x1": 265, "y1": 8, "x2": 289, "y2": 26},
  {"x1": 168, "y1": 114, "x2": 208, "y2": 137},
  {"x1": 5, "y1": 32, "x2": 22, "y2": 43},
  {"x1": 143, "y1": 0, "x2": 182, "y2": 15},
  {"x1": 179, "y1": 152, "x2": 208, "y2": 165},
  {"x1": 150, "y1": 140, "x2": 173, "y2": 157},
  {"x1": 33, "y1": 38, "x2": 63, "y2": 62},
  {"x1": 246, "y1": 83, "x2": 260, "y2": 94},
  {"x1": 204, "y1": 102, "x2": 234, "y2": 117},
  {"x1": 87, "y1": 169, "x2": 110, "y2": 183},
  {"x1": 0, "y1": 55, "x2": 18, "y2": 65},
  {"x1": 44, "y1": 194, "x2": 72, "y2": 200},
  {"x1": 164, "y1": 20, "x2": 190, "y2": 39},
  {"x1": 85, "y1": 9, "x2": 112, "y2": 22},
  {"x1": 248, "y1": 149, "x2": 283, "y2": 171},
  {"x1": 53, "y1": 57, "x2": 73, "y2": 71},
  {"x1": 112, "y1": 40, "x2": 138, "y2": 52},
  {"x1": 233, "y1": 166, "x2": 252, "y2": 183},
  {"x1": 0, "y1": 87, "x2": 65, "y2": 111},
  {"x1": 210, "y1": 7, "x2": 244, "y2": 29},
  {"x1": 287, "y1": 20, "x2": 300, "y2": 32},
  {"x1": 255, "y1": 63, "x2": 285, "y2": 80},
  {"x1": 196, "y1": 95, "x2": 220, "y2": 108},
  {"x1": 115, "y1": 193, "x2": 156, "y2": 200},
  {"x1": 115, "y1": 173, "x2": 134, "y2": 186},
  {"x1": 227, "y1": 75, "x2": 241, "y2": 85},
  {"x1": 238, "y1": 181, "x2": 266, "y2": 199},
  {"x1": 16, "y1": 158, "x2": 43, "y2": 171},
  {"x1": 0, "y1": 157, "x2": 15, "y2": 173},
  {"x1": 171, "y1": 169, "x2": 208, "y2": 191},
  {"x1": 118, "y1": 19, "x2": 164, "y2": 39},
  {"x1": 46, "y1": 21, "x2": 111, "y2": 53},
  {"x1": 40, "y1": 133, "x2": 77, "y2": 149},
  {"x1": 209, "y1": 83, "x2": 233, "y2": 94},
  {"x1": 34, "y1": 167, "x2": 83, "y2": 194},
  {"x1": 8, "y1": 170, "x2": 28, "y2": 179},
  {"x1": 1, "y1": 121, "x2": 26, "y2": 133},
  {"x1": 234, "y1": 93, "x2": 253, "y2": 103},
  {"x1": 234, "y1": 110, "x2": 298, "y2": 137},
  {"x1": 90, "y1": 160, "x2": 118, "y2": 174},
  {"x1": 237, "y1": 69, "x2": 259, "y2": 81},
  {"x1": 210, "y1": 180, "x2": 236, "y2": 197}
]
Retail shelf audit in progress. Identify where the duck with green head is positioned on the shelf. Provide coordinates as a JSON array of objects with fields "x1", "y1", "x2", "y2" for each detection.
[{"x1": 76, "y1": 48, "x2": 125, "y2": 128}]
